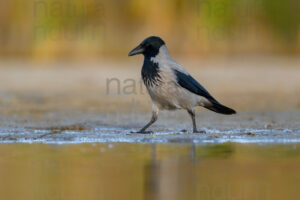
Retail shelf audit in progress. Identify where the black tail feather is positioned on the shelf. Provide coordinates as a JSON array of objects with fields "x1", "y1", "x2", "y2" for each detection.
[{"x1": 204, "y1": 103, "x2": 236, "y2": 115}]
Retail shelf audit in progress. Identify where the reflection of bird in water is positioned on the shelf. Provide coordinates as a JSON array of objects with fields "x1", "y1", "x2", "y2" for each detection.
[
  {"x1": 129, "y1": 36, "x2": 236, "y2": 133},
  {"x1": 143, "y1": 143, "x2": 198, "y2": 200},
  {"x1": 143, "y1": 144, "x2": 159, "y2": 200}
]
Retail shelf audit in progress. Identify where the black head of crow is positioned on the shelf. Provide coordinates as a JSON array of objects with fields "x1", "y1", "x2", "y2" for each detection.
[
  {"x1": 129, "y1": 36, "x2": 236, "y2": 134},
  {"x1": 128, "y1": 36, "x2": 165, "y2": 58}
]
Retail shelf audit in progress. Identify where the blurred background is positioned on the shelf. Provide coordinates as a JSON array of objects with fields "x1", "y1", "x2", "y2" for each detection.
[
  {"x1": 1, "y1": 0, "x2": 300, "y2": 59},
  {"x1": 0, "y1": 0, "x2": 299, "y2": 119}
]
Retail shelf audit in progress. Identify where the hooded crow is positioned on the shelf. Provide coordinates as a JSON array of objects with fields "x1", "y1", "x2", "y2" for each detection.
[{"x1": 129, "y1": 36, "x2": 236, "y2": 133}]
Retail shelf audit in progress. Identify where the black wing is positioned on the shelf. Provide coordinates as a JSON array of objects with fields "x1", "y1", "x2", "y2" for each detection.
[
  {"x1": 173, "y1": 69, "x2": 218, "y2": 103},
  {"x1": 173, "y1": 69, "x2": 236, "y2": 115}
]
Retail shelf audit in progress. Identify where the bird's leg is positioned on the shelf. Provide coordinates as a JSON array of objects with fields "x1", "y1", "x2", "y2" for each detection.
[
  {"x1": 137, "y1": 105, "x2": 159, "y2": 134},
  {"x1": 187, "y1": 109, "x2": 197, "y2": 133},
  {"x1": 187, "y1": 109, "x2": 205, "y2": 134}
]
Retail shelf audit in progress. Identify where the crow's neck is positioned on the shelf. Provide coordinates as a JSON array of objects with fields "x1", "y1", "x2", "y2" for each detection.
[
  {"x1": 149, "y1": 45, "x2": 170, "y2": 64},
  {"x1": 141, "y1": 45, "x2": 169, "y2": 87},
  {"x1": 141, "y1": 57, "x2": 161, "y2": 87}
]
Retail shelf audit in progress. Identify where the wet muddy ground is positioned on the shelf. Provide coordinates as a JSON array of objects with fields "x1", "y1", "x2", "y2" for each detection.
[
  {"x1": 0, "y1": 111, "x2": 299, "y2": 144},
  {"x1": 0, "y1": 58, "x2": 299, "y2": 144}
]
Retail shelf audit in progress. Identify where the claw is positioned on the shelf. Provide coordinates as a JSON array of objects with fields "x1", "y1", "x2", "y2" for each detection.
[
  {"x1": 193, "y1": 130, "x2": 206, "y2": 134},
  {"x1": 130, "y1": 130, "x2": 153, "y2": 134}
]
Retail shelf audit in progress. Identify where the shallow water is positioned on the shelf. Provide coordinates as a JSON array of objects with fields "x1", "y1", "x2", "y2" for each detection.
[
  {"x1": 0, "y1": 143, "x2": 300, "y2": 200},
  {"x1": 0, "y1": 111, "x2": 299, "y2": 144}
]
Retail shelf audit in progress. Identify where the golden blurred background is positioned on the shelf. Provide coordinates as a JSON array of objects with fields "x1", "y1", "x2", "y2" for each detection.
[{"x1": 1, "y1": 0, "x2": 300, "y2": 60}]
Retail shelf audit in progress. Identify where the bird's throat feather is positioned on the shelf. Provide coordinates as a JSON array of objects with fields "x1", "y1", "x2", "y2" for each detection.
[{"x1": 142, "y1": 59, "x2": 161, "y2": 87}]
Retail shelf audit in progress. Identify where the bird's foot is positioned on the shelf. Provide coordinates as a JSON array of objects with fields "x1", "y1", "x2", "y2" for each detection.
[
  {"x1": 193, "y1": 129, "x2": 206, "y2": 134},
  {"x1": 130, "y1": 130, "x2": 153, "y2": 134}
]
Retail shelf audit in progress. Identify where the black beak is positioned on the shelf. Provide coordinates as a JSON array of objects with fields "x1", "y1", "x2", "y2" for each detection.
[{"x1": 128, "y1": 44, "x2": 144, "y2": 56}]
